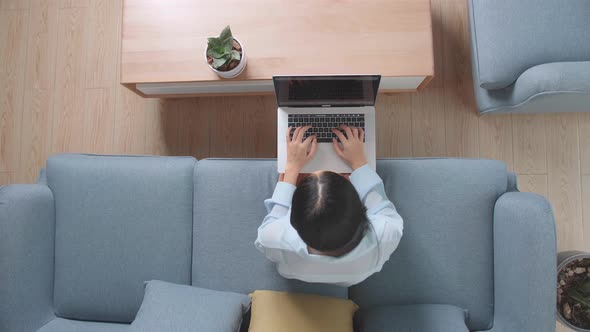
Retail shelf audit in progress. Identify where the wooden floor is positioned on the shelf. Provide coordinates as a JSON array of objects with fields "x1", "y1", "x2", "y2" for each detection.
[{"x1": 0, "y1": 1, "x2": 588, "y2": 328}]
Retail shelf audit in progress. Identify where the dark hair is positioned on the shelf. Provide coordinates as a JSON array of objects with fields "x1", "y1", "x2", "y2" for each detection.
[{"x1": 290, "y1": 171, "x2": 368, "y2": 252}]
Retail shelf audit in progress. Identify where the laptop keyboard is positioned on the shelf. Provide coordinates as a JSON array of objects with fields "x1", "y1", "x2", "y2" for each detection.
[{"x1": 288, "y1": 114, "x2": 365, "y2": 143}]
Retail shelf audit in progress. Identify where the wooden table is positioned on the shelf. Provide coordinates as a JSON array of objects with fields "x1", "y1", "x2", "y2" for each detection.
[{"x1": 121, "y1": 0, "x2": 434, "y2": 97}]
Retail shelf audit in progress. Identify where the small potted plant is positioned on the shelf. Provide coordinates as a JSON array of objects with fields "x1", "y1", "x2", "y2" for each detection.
[
  {"x1": 558, "y1": 251, "x2": 590, "y2": 331},
  {"x1": 206, "y1": 26, "x2": 246, "y2": 79}
]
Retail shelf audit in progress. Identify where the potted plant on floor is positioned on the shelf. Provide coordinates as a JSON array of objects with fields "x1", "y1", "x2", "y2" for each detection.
[
  {"x1": 558, "y1": 251, "x2": 590, "y2": 331},
  {"x1": 206, "y1": 26, "x2": 246, "y2": 79}
]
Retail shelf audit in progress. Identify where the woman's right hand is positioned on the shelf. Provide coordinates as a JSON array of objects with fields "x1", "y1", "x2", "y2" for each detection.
[{"x1": 331, "y1": 125, "x2": 368, "y2": 171}]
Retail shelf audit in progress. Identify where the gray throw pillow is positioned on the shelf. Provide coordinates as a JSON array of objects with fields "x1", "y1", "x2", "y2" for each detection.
[{"x1": 129, "y1": 280, "x2": 251, "y2": 332}]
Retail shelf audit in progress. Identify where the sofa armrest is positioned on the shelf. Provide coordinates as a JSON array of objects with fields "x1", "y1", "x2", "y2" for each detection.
[
  {"x1": 0, "y1": 185, "x2": 55, "y2": 332},
  {"x1": 481, "y1": 192, "x2": 556, "y2": 332}
]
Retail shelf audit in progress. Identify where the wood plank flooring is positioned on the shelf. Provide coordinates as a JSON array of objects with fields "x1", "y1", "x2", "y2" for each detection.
[{"x1": 0, "y1": 2, "x2": 588, "y2": 329}]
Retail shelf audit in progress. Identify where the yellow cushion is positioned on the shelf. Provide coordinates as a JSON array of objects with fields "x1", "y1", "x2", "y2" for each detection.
[{"x1": 248, "y1": 290, "x2": 359, "y2": 332}]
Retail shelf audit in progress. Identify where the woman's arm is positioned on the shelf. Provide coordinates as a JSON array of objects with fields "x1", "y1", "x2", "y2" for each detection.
[
  {"x1": 350, "y1": 165, "x2": 400, "y2": 220},
  {"x1": 255, "y1": 126, "x2": 317, "y2": 257},
  {"x1": 350, "y1": 165, "x2": 403, "y2": 266},
  {"x1": 333, "y1": 125, "x2": 403, "y2": 258}
]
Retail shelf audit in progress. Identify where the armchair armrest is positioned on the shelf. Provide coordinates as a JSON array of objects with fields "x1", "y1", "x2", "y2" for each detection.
[
  {"x1": 511, "y1": 62, "x2": 590, "y2": 97},
  {"x1": 480, "y1": 192, "x2": 556, "y2": 332},
  {"x1": 0, "y1": 185, "x2": 55, "y2": 332},
  {"x1": 475, "y1": 61, "x2": 590, "y2": 114}
]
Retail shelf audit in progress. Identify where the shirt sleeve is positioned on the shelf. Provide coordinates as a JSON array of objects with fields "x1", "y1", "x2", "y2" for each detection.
[
  {"x1": 255, "y1": 181, "x2": 296, "y2": 262},
  {"x1": 350, "y1": 164, "x2": 404, "y2": 266}
]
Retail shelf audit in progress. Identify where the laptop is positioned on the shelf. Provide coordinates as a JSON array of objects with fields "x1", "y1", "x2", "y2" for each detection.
[{"x1": 275, "y1": 75, "x2": 380, "y2": 173}]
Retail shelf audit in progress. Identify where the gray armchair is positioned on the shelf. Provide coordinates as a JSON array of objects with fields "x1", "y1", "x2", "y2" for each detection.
[
  {"x1": 1, "y1": 155, "x2": 557, "y2": 331},
  {"x1": 468, "y1": 0, "x2": 590, "y2": 114}
]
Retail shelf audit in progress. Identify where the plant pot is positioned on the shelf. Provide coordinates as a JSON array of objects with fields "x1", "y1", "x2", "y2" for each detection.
[
  {"x1": 557, "y1": 251, "x2": 590, "y2": 331},
  {"x1": 206, "y1": 38, "x2": 247, "y2": 79}
]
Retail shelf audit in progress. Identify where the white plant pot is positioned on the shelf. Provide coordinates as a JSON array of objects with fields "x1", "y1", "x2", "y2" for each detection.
[{"x1": 206, "y1": 38, "x2": 247, "y2": 79}]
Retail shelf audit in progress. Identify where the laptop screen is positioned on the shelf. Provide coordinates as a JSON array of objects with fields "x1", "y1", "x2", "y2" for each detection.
[{"x1": 273, "y1": 75, "x2": 381, "y2": 107}]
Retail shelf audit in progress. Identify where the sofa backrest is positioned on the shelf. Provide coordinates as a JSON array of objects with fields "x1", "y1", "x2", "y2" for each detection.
[
  {"x1": 47, "y1": 154, "x2": 196, "y2": 323},
  {"x1": 191, "y1": 159, "x2": 347, "y2": 298},
  {"x1": 349, "y1": 159, "x2": 507, "y2": 331}
]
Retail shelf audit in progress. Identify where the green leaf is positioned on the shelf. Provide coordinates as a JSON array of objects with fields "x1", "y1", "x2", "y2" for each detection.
[
  {"x1": 207, "y1": 37, "x2": 222, "y2": 49},
  {"x1": 219, "y1": 26, "x2": 233, "y2": 42},
  {"x1": 221, "y1": 39, "x2": 233, "y2": 54},
  {"x1": 212, "y1": 57, "x2": 228, "y2": 69},
  {"x1": 207, "y1": 46, "x2": 227, "y2": 59},
  {"x1": 568, "y1": 288, "x2": 590, "y2": 308},
  {"x1": 211, "y1": 54, "x2": 232, "y2": 69},
  {"x1": 231, "y1": 50, "x2": 241, "y2": 61},
  {"x1": 219, "y1": 26, "x2": 234, "y2": 53}
]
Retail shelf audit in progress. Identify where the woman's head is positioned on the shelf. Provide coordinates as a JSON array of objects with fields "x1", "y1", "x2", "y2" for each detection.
[{"x1": 290, "y1": 171, "x2": 368, "y2": 253}]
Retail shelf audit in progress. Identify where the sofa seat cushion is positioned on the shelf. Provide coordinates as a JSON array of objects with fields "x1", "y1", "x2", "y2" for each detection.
[
  {"x1": 358, "y1": 304, "x2": 469, "y2": 332},
  {"x1": 37, "y1": 318, "x2": 128, "y2": 332}
]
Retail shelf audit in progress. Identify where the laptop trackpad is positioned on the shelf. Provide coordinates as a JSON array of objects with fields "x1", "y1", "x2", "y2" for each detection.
[{"x1": 301, "y1": 143, "x2": 353, "y2": 173}]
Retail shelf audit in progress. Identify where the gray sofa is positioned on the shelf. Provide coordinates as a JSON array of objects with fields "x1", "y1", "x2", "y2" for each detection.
[
  {"x1": 1, "y1": 154, "x2": 557, "y2": 331},
  {"x1": 468, "y1": 0, "x2": 590, "y2": 114}
]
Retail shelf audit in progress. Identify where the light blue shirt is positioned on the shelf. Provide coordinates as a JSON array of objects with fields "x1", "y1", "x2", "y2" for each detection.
[{"x1": 254, "y1": 165, "x2": 404, "y2": 287}]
